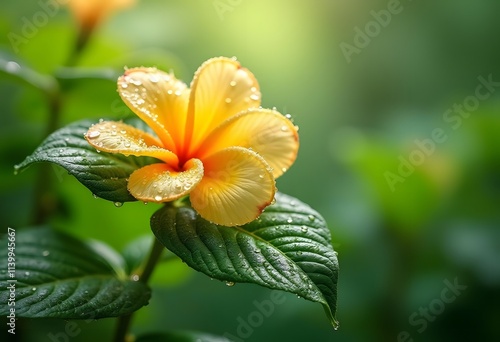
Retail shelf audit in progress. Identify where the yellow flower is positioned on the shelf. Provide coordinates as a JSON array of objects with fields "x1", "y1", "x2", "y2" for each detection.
[
  {"x1": 67, "y1": 0, "x2": 135, "y2": 32},
  {"x1": 85, "y1": 57, "x2": 299, "y2": 226}
]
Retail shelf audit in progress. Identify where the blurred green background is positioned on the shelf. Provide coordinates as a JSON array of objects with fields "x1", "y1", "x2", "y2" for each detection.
[{"x1": 1, "y1": 0, "x2": 500, "y2": 341}]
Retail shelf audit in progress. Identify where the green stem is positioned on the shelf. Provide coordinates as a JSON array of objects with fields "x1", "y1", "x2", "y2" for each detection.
[
  {"x1": 32, "y1": 92, "x2": 62, "y2": 225},
  {"x1": 31, "y1": 22, "x2": 94, "y2": 224},
  {"x1": 113, "y1": 236, "x2": 165, "y2": 342}
]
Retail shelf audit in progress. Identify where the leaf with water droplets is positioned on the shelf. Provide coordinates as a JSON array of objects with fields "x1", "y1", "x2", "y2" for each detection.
[
  {"x1": 151, "y1": 192, "x2": 339, "y2": 328},
  {"x1": 0, "y1": 227, "x2": 150, "y2": 318},
  {"x1": 15, "y1": 118, "x2": 156, "y2": 202}
]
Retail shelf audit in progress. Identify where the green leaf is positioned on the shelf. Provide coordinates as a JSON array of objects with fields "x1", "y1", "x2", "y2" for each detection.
[
  {"x1": 0, "y1": 227, "x2": 150, "y2": 319},
  {"x1": 151, "y1": 192, "x2": 339, "y2": 328},
  {"x1": 136, "y1": 331, "x2": 232, "y2": 342},
  {"x1": 15, "y1": 118, "x2": 155, "y2": 203}
]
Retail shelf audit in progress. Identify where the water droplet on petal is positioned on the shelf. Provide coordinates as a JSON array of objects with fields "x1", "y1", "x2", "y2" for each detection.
[
  {"x1": 149, "y1": 74, "x2": 160, "y2": 83},
  {"x1": 154, "y1": 195, "x2": 163, "y2": 201},
  {"x1": 250, "y1": 93, "x2": 260, "y2": 101},
  {"x1": 225, "y1": 97, "x2": 232, "y2": 103},
  {"x1": 230, "y1": 80, "x2": 237, "y2": 87},
  {"x1": 87, "y1": 131, "x2": 101, "y2": 139},
  {"x1": 281, "y1": 125, "x2": 288, "y2": 132}
]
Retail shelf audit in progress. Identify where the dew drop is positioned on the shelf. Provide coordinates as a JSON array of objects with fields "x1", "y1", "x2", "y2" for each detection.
[
  {"x1": 149, "y1": 74, "x2": 160, "y2": 83},
  {"x1": 225, "y1": 281, "x2": 235, "y2": 287},
  {"x1": 230, "y1": 80, "x2": 237, "y2": 87},
  {"x1": 25, "y1": 271, "x2": 30, "y2": 276},
  {"x1": 225, "y1": 97, "x2": 232, "y2": 104},
  {"x1": 280, "y1": 125, "x2": 288, "y2": 132},
  {"x1": 42, "y1": 250, "x2": 50, "y2": 256},
  {"x1": 301, "y1": 226, "x2": 308, "y2": 233},
  {"x1": 250, "y1": 93, "x2": 260, "y2": 101},
  {"x1": 114, "y1": 202, "x2": 123, "y2": 208},
  {"x1": 154, "y1": 195, "x2": 163, "y2": 201},
  {"x1": 308, "y1": 215, "x2": 315, "y2": 221},
  {"x1": 258, "y1": 174, "x2": 264, "y2": 179},
  {"x1": 92, "y1": 194, "x2": 98, "y2": 199},
  {"x1": 32, "y1": 287, "x2": 37, "y2": 291},
  {"x1": 285, "y1": 113, "x2": 293, "y2": 120},
  {"x1": 287, "y1": 218, "x2": 293, "y2": 223},
  {"x1": 87, "y1": 130, "x2": 101, "y2": 139},
  {"x1": 5, "y1": 61, "x2": 21, "y2": 73},
  {"x1": 132, "y1": 274, "x2": 140, "y2": 281},
  {"x1": 271, "y1": 197, "x2": 276, "y2": 205}
]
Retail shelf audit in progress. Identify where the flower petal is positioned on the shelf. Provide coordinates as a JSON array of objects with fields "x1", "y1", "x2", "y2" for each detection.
[
  {"x1": 85, "y1": 121, "x2": 178, "y2": 166},
  {"x1": 190, "y1": 147, "x2": 275, "y2": 226},
  {"x1": 185, "y1": 57, "x2": 261, "y2": 154},
  {"x1": 197, "y1": 108, "x2": 299, "y2": 178},
  {"x1": 128, "y1": 158, "x2": 203, "y2": 202},
  {"x1": 118, "y1": 67, "x2": 190, "y2": 153}
]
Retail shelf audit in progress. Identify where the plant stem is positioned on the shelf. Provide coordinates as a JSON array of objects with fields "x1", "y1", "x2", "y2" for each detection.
[
  {"x1": 113, "y1": 236, "x2": 165, "y2": 342},
  {"x1": 32, "y1": 93, "x2": 62, "y2": 225},
  {"x1": 31, "y1": 22, "x2": 93, "y2": 225}
]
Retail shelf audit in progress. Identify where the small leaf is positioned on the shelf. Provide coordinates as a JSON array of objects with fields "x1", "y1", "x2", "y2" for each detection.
[
  {"x1": 136, "y1": 331, "x2": 232, "y2": 342},
  {"x1": 151, "y1": 192, "x2": 339, "y2": 328},
  {"x1": 0, "y1": 228, "x2": 150, "y2": 319},
  {"x1": 15, "y1": 118, "x2": 155, "y2": 202},
  {"x1": 0, "y1": 54, "x2": 58, "y2": 96}
]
